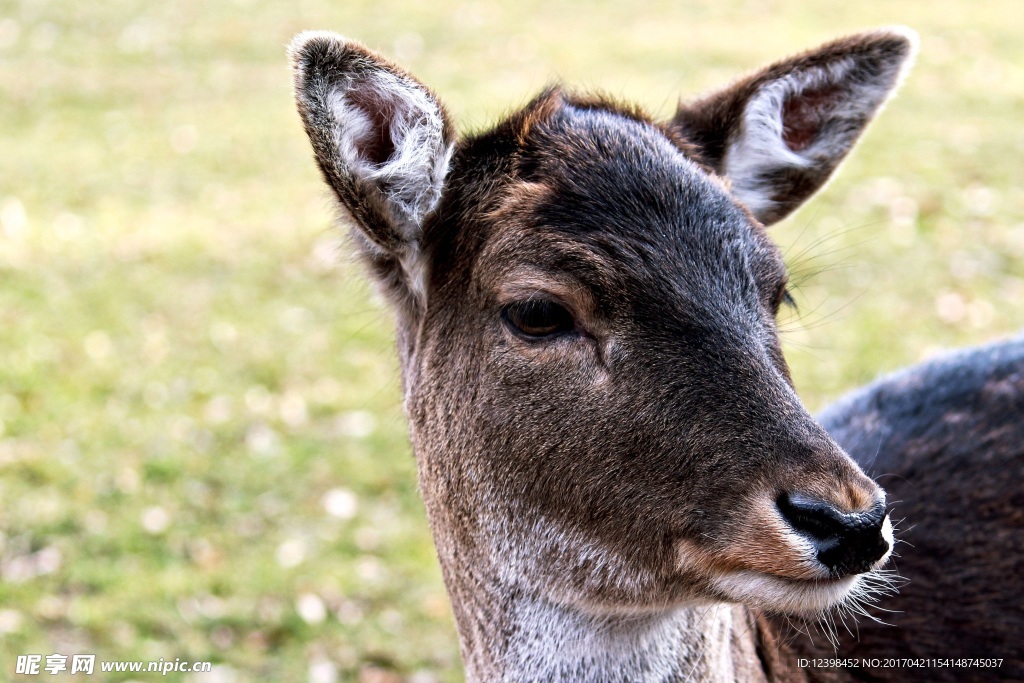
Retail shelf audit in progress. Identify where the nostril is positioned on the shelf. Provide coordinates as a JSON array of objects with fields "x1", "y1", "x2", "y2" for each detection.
[
  {"x1": 777, "y1": 492, "x2": 890, "y2": 577},
  {"x1": 777, "y1": 493, "x2": 850, "y2": 541}
]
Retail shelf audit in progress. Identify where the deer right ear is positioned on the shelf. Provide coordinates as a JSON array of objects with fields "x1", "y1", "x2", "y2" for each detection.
[
  {"x1": 671, "y1": 28, "x2": 917, "y2": 226},
  {"x1": 289, "y1": 32, "x2": 455, "y2": 257}
]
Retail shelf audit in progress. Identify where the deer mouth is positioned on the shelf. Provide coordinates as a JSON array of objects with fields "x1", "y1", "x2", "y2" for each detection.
[
  {"x1": 684, "y1": 491, "x2": 895, "y2": 615},
  {"x1": 677, "y1": 513, "x2": 891, "y2": 615},
  {"x1": 710, "y1": 569, "x2": 862, "y2": 615},
  {"x1": 702, "y1": 524, "x2": 894, "y2": 616}
]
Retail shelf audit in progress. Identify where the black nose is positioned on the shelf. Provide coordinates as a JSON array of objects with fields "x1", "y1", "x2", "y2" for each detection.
[{"x1": 777, "y1": 492, "x2": 890, "y2": 577}]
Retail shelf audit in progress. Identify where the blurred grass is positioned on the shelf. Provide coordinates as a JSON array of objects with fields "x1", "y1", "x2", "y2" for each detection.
[{"x1": 1, "y1": 0, "x2": 1023, "y2": 681}]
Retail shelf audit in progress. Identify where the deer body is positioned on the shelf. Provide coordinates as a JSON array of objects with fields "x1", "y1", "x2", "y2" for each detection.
[
  {"x1": 796, "y1": 338, "x2": 1024, "y2": 682},
  {"x1": 289, "y1": 28, "x2": 1019, "y2": 681}
]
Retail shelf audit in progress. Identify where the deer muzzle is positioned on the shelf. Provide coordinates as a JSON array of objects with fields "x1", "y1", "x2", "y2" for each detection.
[{"x1": 776, "y1": 491, "x2": 892, "y2": 577}]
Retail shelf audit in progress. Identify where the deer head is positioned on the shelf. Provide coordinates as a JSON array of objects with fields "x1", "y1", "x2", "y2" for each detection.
[{"x1": 290, "y1": 28, "x2": 915, "y2": 678}]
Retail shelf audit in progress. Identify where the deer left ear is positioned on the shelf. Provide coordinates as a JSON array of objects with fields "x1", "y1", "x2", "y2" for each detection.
[{"x1": 671, "y1": 28, "x2": 917, "y2": 225}]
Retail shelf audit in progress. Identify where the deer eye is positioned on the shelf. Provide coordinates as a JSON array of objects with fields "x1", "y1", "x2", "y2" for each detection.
[
  {"x1": 502, "y1": 300, "x2": 576, "y2": 339},
  {"x1": 772, "y1": 282, "x2": 798, "y2": 315}
]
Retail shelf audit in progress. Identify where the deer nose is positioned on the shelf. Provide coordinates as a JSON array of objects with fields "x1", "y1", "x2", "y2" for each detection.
[{"x1": 777, "y1": 492, "x2": 891, "y2": 577}]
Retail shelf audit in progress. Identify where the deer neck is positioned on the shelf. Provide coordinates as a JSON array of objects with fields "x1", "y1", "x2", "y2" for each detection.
[{"x1": 441, "y1": 558, "x2": 774, "y2": 682}]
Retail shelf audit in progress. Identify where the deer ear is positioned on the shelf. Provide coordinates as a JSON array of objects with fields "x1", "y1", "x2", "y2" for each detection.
[
  {"x1": 289, "y1": 32, "x2": 455, "y2": 255},
  {"x1": 671, "y1": 28, "x2": 917, "y2": 225}
]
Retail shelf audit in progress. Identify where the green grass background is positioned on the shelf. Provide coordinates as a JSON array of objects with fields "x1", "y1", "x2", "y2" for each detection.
[{"x1": 1, "y1": 1, "x2": 1022, "y2": 680}]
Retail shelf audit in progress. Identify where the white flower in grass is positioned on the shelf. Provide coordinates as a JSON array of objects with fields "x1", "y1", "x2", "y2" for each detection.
[
  {"x1": 308, "y1": 657, "x2": 338, "y2": 683},
  {"x1": 141, "y1": 506, "x2": 170, "y2": 534},
  {"x1": 275, "y1": 538, "x2": 306, "y2": 569},
  {"x1": 322, "y1": 488, "x2": 358, "y2": 520},
  {"x1": 296, "y1": 593, "x2": 326, "y2": 624},
  {"x1": 335, "y1": 411, "x2": 376, "y2": 439}
]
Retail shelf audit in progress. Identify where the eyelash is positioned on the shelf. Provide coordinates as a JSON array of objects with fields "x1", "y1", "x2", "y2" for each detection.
[{"x1": 781, "y1": 289, "x2": 797, "y2": 311}]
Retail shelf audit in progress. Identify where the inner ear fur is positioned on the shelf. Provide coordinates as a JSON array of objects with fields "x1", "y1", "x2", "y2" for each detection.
[
  {"x1": 671, "y1": 27, "x2": 918, "y2": 225},
  {"x1": 288, "y1": 31, "x2": 456, "y2": 255}
]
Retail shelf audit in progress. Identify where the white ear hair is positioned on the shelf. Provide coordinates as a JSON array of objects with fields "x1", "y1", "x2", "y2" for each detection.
[
  {"x1": 326, "y1": 68, "x2": 453, "y2": 233},
  {"x1": 723, "y1": 58, "x2": 856, "y2": 218},
  {"x1": 289, "y1": 31, "x2": 454, "y2": 239},
  {"x1": 714, "y1": 26, "x2": 918, "y2": 224}
]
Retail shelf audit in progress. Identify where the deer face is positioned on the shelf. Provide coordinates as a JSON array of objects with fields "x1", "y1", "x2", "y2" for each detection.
[{"x1": 290, "y1": 30, "x2": 915, "y2": 620}]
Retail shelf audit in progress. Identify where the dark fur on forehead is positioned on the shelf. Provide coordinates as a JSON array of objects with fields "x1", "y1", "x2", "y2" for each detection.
[
  {"x1": 556, "y1": 91, "x2": 709, "y2": 170},
  {"x1": 471, "y1": 87, "x2": 709, "y2": 177},
  {"x1": 449, "y1": 86, "x2": 709, "y2": 190},
  {"x1": 439, "y1": 87, "x2": 786, "y2": 324}
]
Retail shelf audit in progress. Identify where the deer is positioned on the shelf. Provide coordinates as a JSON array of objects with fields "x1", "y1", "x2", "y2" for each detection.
[{"x1": 287, "y1": 27, "x2": 1022, "y2": 681}]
